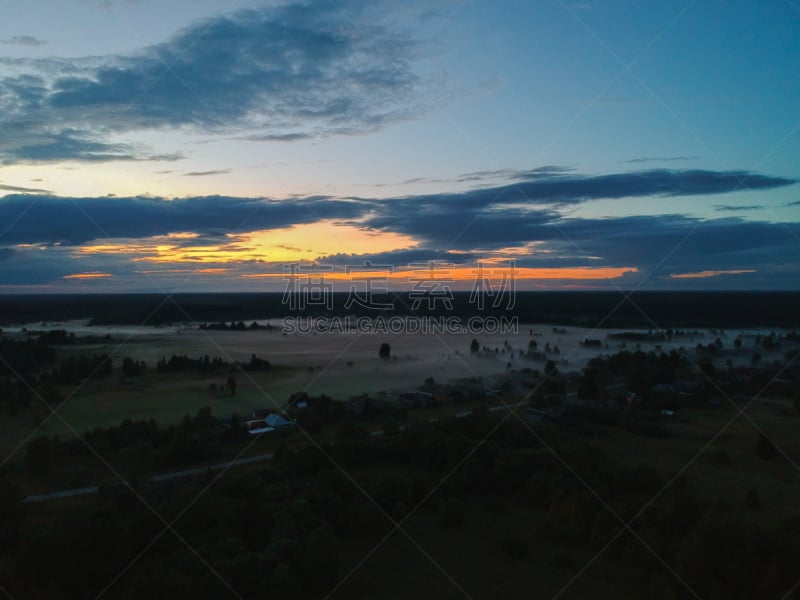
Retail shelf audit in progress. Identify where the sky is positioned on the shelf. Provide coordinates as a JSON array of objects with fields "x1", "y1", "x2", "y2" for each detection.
[{"x1": 0, "y1": 0, "x2": 798, "y2": 293}]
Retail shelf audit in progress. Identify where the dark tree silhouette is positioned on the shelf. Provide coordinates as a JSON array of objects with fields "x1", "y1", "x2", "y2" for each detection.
[
  {"x1": 745, "y1": 488, "x2": 762, "y2": 510},
  {"x1": 26, "y1": 436, "x2": 52, "y2": 474},
  {"x1": 544, "y1": 360, "x2": 558, "y2": 377},
  {"x1": 756, "y1": 433, "x2": 777, "y2": 460}
]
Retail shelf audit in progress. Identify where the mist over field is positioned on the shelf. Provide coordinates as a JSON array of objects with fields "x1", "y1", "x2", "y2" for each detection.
[{"x1": 1, "y1": 1, "x2": 799, "y2": 598}]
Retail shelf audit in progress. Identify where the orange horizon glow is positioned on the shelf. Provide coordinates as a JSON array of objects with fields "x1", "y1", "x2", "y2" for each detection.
[
  {"x1": 68, "y1": 224, "x2": 638, "y2": 283},
  {"x1": 77, "y1": 222, "x2": 420, "y2": 265},
  {"x1": 244, "y1": 266, "x2": 638, "y2": 281}
]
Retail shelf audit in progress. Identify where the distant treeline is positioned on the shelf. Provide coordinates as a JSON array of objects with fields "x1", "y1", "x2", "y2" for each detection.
[
  {"x1": 1, "y1": 291, "x2": 799, "y2": 327},
  {"x1": 199, "y1": 320, "x2": 273, "y2": 331}
]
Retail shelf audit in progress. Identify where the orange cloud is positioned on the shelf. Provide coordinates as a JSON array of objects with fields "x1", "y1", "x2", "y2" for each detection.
[
  {"x1": 195, "y1": 268, "x2": 229, "y2": 274},
  {"x1": 245, "y1": 266, "x2": 637, "y2": 281},
  {"x1": 670, "y1": 269, "x2": 755, "y2": 279},
  {"x1": 78, "y1": 222, "x2": 419, "y2": 265}
]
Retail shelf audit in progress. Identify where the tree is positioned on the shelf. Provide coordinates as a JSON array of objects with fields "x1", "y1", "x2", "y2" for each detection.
[
  {"x1": 544, "y1": 360, "x2": 558, "y2": 377},
  {"x1": 470, "y1": 339, "x2": 480, "y2": 354},
  {"x1": 27, "y1": 436, "x2": 52, "y2": 473},
  {"x1": 0, "y1": 480, "x2": 24, "y2": 551},
  {"x1": 756, "y1": 433, "x2": 777, "y2": 460},
  {"x1": 745, "y1": 488, "x2": 762, "y2": 510},
  {"x1": 306, "y1": 523, "x2": 339, "y2": 592},
  {"x1": 122, "y1": 357, "x2": 144, "y2": 377},
  {"x1": 379, "y1": 342, "x2": 391, "y2": 360},
  {"x1": 439, "y1": 497, "x2": 464, "y2": 526}
]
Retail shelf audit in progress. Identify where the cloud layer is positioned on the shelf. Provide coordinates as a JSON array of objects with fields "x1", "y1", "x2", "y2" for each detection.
[
  {"x1": 0, "y1": 1, "x2": 430, "y2": 164},
  {"x1": 0, "y1": 167, "x2": 797, "y2": 288},
  {"x1": 0, "y1": 168, "x2": 792, "y2": 245}
]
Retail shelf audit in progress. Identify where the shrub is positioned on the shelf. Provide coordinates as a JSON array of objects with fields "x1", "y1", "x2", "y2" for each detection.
[
  {"x1": 745, "y1": 488, "x2": 762, "y2": 510},
  {"x1": 439, "y1": 497, "x2": 464, "y2": 526},
  {"x1": 756, "y1": 433, "x2": 777, "y2": 461}
]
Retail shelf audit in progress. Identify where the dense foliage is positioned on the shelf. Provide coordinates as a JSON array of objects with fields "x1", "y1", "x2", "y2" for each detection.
[{"x1": 3, "y1": 408, "x2": 799, "y2": 598}]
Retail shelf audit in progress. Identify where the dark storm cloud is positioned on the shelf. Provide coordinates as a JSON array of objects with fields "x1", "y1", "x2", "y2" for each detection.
[
  {"x1": 714, "y1": 204, "x2": 765, "y2": 212},
  {"x1": 0, "y1": 168, "x2": 793, "y2": 247},
  {"x1": 523, "y1": 215, "x2": 800, "y2": 286},
  {"x1": 317, "y1": 248, "x2": 479, "y2": 266},
  {"x1": 549, "y1": 215, "x2": 799, "y2": 267},
  {"x1": 0, "y1": 194, "x2": 368, "y2": 245},
  {"x1": 0, "y1": 1, "x2": 429, "y2": 163},
  {"x1": 359, "y1": 169, "x2": 795, "y2": 248},
  {"x1": 503, "y1": 169, "x2": 792, "y2": 202}
]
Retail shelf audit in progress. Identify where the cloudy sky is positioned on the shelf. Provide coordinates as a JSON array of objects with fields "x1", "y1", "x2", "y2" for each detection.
[{"x1": 0, "y1": 0, "x2": 798, "y2": 292}]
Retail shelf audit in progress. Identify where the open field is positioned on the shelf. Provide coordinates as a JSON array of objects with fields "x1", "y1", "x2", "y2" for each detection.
[{"x1": 0, "y1": 319, "x2": 791, "y2": 446}]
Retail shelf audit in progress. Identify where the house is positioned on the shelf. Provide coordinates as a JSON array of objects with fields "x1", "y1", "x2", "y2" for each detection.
[
  {"x1": 398, "y1": 391, "x2": 434, "y2": 408},
  {"x1": 244, "y1": 418, "x2": 267, "y2": 431},
  {"x1": 523, "y1": 407, "x2": 547, "y2": 423},
  {"x1": 524, "y1": 405, "x2": 568, "y2": 424},
  {"x1": 346, "y1": 394, "x2": 384, "y2": 418},
  {"x1": 247, "y1": 425, "x2": 276, "y2": 435},
  {"x1": 266, "y1": 413, "x2": 294, "y2": 428},
  {"x1": 245, "y1": 413, "x2": 294, "y2": 434}
]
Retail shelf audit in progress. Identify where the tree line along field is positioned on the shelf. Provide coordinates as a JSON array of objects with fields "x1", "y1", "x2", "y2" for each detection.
[
  {"x1": 0, "y1": 321, "x2": 620, "y2": 441},
  {"x1": 2, "y1": 291, "x2": 800, "y2": 327}
]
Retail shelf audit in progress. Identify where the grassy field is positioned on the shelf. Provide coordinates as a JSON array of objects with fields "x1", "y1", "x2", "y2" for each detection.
[{"x1": 2, "y1": 322, "x2": 792, "y2": 464}]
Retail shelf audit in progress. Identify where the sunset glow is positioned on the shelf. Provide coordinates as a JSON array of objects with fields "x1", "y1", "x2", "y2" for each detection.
[{"x1": 0, "y1": 0, "x2": 797, "y2": 291}]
